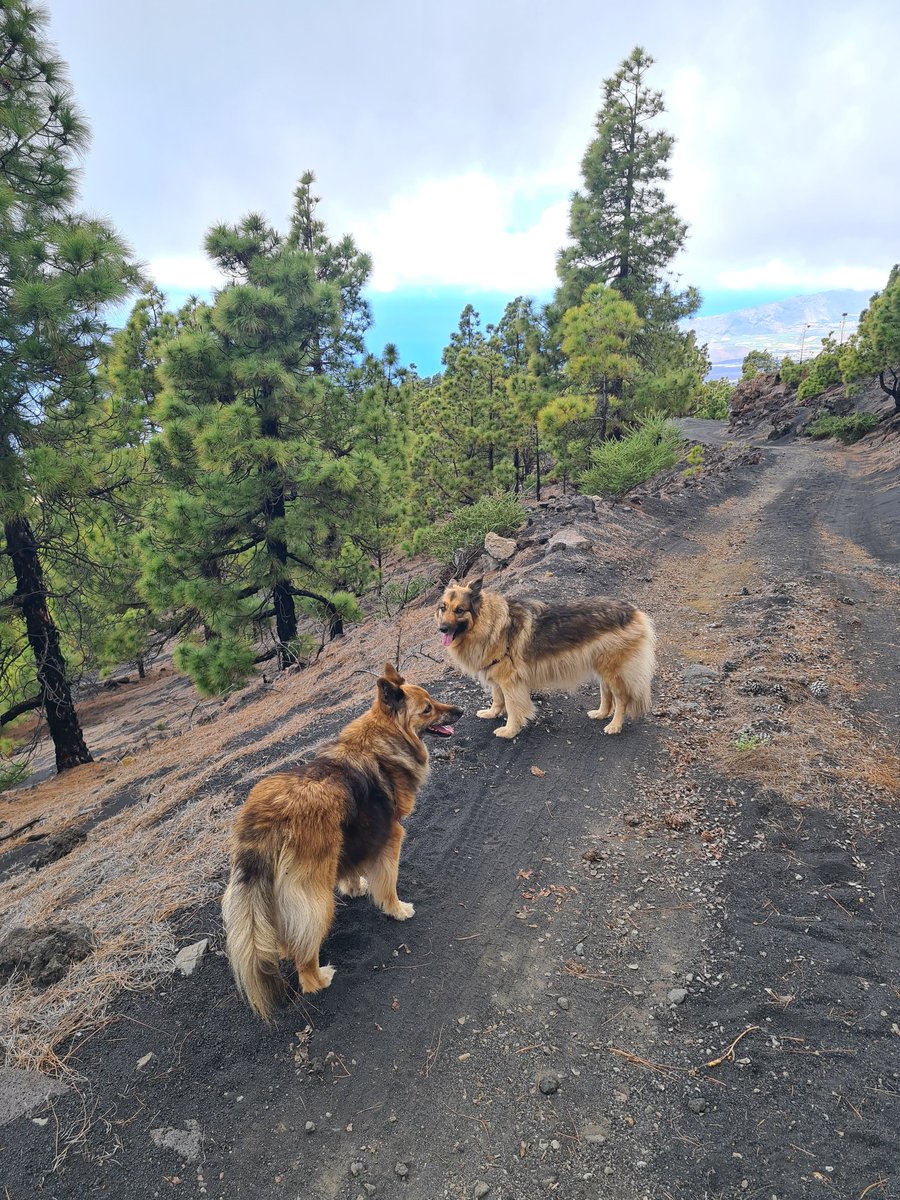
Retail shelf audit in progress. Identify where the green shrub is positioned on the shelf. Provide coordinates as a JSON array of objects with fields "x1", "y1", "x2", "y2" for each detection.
[
  {"x1": 579, "y1": 412, "x2": 683, "y2": 496},
  {"x1": 174, "y1": 636, "x2": 257, "y2": 695},
  {"x1": 682, "y1": 443, "x2": 705, "y2": 479},
  {"x1": 806, "y1": 412, "x2": 880, "y2": 444},
  {"x1": 741, "y1": 349, "x2": 779, "y2": 379},
  {"x1": 796, "y1": 338, "x2": 843, "y2": 402},
  {"x1": 780, "y1": 356, "x2": 810, "y2": 387},
  {"x1": 693, "y1": 378, "x2": 733, "y2": 420},
  {"x1": 414, "y1": 494, "x2": 525, "y2": 563}
]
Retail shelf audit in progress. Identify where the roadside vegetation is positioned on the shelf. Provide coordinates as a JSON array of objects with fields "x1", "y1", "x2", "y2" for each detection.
[{"x1": 2, "y1": 3, "x2": 897, "y2": 782}]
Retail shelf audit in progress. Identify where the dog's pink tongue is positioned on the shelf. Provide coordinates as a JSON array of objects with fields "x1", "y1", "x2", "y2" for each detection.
[{"x1": 441, "y1": 632, "x2": 453, "y2": 647}]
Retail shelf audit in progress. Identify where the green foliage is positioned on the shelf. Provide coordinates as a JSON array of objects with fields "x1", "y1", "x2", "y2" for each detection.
[
  {"x1": 841, "y1": 265, "x2": 900, "y2": 410},
  {"x1": 734, "y1": 734, "x2": 766, "y2": 751},
  {"x1": 173, "y1": 638, "x2": 257, "y2": 698},
  {"x1": 0, "y1": 757, "x2": 30, "y2": 793},
  {"x1": 579, "y1": 412, "x2": 683, "y2": 496},
  {"x1": 806, "y1": 413, "x2": 879, "y2": 443},
  {"x1": 378, "y1": 576, "x2": 430, "y2": 618},
  {"x1": 554, "y1": 47, "x2": 698, "y2": 326},
  {"x1": 741, "y1": 349, "x2": 779, "y2": 379},
  {"x1": 693, "y1": 378, "x2": 733, "y2": 420},
  {"x1": 413, "y1": 495, "x2": 525, "y2": 564},
  {"x1": 1, "y1": 0, "x2": 140, "y2": 769},
  {"x1": 682, "y1": 443, "x2": 705, "y2": 479},
  {"x1": 779, "y1": 356, "x2": 810, "y2": 387},
  {"x1": 142, "y1": 176, "x2": 376, "y2": 691},
  {"x1": 796, "y1": 337, "x2": 842, "y2": 402}
]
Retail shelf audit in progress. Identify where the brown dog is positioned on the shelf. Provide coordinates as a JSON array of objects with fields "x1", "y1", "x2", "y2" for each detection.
[
  {"x1": 437, "y1": 578, "x2": 655, "y2": 738},
  {"x1": 222, "y1": 664, "x2": 462, "y2": 1019}
]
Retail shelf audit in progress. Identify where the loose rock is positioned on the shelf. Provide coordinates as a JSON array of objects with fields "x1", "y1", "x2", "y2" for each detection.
[{"x1": 173, "y1": 939, "x2": 209, "y2": 977}]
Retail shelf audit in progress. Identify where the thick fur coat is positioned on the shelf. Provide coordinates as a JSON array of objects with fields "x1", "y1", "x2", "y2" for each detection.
[
  {"x1": 437, "y1": 578, "x2": 655, "y2": 738},
  {"x1": 222, "y1": 664, "x2": 461, "y2": 1019}
]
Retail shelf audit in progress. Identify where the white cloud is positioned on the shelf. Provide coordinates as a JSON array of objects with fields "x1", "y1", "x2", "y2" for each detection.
[
  {"x1": 147, "y1": 254, "x2": 225, "y2": 292},
  {"x1": 716, "y1": 261, "x2": 886, "y2": 292},
  {"x1": 350, "y1": 172, "x2": 570, "y2": 294}
]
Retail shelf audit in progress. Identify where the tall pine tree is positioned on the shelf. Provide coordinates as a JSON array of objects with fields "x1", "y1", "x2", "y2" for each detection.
[
  {"x1": 1, "y1": 1, "x2": 139, "y2": 770},
  {"x1": 143, "y1": 182, "x2": 370, "y2": 692},
  {"x1": 553, "y1": 47, "x2": 699, "y2": 341}
]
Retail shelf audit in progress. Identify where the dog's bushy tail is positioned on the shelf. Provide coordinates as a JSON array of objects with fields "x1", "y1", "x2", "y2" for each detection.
[
  {"x1": 624, "y1": 610, "x2": 657, "y2": 719},
  {"x1": 222, "y1": 845, "x2": 285, "y2": 1021}
]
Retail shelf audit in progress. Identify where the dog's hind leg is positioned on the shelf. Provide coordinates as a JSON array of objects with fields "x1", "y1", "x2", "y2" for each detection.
[
  {"x1": 336, "y1": 873, "x2": 368, "y2": 897},
  {"x1": 367, "y1": 823, "x2": 414, "y2": 920},
  {"x1": 495, "y1": 684, "x2": 535, "y2": 739},
  {"x1": 279, "y1": 870, "x2": 337, "y2": 993},
  {"x1": 603, "y1": 677, "x2": 627, "y2": 735},
  {"x1": 477, "y1": 684, "x2": 506, "y2": 719},
  {"x1": 587, "y1": 678, "x2": 612, "y2": 721}
]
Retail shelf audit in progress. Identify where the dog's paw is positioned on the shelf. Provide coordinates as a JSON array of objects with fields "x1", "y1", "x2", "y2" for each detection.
[
  {"x1": 337, "y1": 875, "x2": 368, "y2": 897},
  {"x1": 391, "y1": 901, "x2": 415, "y2": 920},
  {"x1": 477, "y1": 707, "x2": 502, "y2": 719},
  {"x1": 494, "y1": 726, "x2": 519, "y2": 739},
  {"x1": 603, "y1": 722, "x2": 623, "y2": 736},
  {"x1": 587, "y1": 708, "x2": 611, "y2": 720},
  {"x1": 319, "y1": 963, "x2": 336, "y2": 987}
]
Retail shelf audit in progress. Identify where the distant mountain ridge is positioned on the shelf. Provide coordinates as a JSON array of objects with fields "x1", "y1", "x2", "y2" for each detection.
[{"x1": 687, "y1": 289, "x2": 874, "y2": 380}]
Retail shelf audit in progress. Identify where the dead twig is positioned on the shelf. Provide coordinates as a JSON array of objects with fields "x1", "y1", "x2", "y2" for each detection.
[
  {"x1": 608, "y1": 1046, "x2": 684, "y2": 1078},
  {"x1": 859, "y1": 1179, "x2": 888, "y2": 1199},
  {"x1": 706, "y1": 1024, "x2": 760, "y2": 1068}
]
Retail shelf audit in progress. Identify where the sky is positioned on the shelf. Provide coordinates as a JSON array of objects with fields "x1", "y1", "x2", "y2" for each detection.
[{"x1": 43, "y1": 0, "x2": 899, "y2": 375}]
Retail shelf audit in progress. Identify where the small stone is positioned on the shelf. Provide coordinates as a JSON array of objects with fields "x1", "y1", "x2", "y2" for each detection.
[
  {"x1": 474, "y1": 1184, "x2": 490, "y2": 1199},
  {"x1": 363, "y1": 1186, "x2": 376, "y2": 1197},
  {"x1": 173, "y1": 939, "x2": 208, "y2": 977},
  {"x1": 581, "y1": 1123, "x2": 607, "y2": 1145},
  {"x1": 688, "y1": 1097, "x2": 707, "y2": 1114},
  {"x1": 547, "y1": 527, "x2": 591, "y2": 553},
  {"x1": 350, "y1": 1162, "x2": 363, "y2": 1177},
  {"x1": 395, "y1": 1163, "x2": 409, "y2": 1179},
  {"x1": 556, "y1": 996, "x2": 570, "y2": 1011},
  {"x1": 575, "y1": 942, "x2": 585, "y2": 957},
  {"x1": 667, "y1": 987, "x2": 688, "y2": 1006},
  {"x1": 136, "y1": 1052, "x2": 155, "y2": 1070},
  {"x1": 538, "y1": 1074, "x2": 559, "y2": 1095},
  {"x1": 304, "y1": 1121, "x2": 316, "y2": 1134},
  {"x1": 840, "y1": 595, "x2": 855, "y2": 605}
]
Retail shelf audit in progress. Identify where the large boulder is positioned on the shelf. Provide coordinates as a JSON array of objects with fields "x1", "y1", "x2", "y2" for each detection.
[{"x1": 484, "y1": 531, "x2": 517, "y2": 562}]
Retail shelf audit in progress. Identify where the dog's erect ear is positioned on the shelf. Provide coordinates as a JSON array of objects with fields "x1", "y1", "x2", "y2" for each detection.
[
  {"x1": 447, "y1": 578, "x2": 459, "y2": 589},
  {"x1": 377, "y1": 675, "x2": 405, "y2": 713},
  {"x1": 383, "y1": 661, "x2": 405, "y2": 685},
  {"x1": 467, "y1": 577, "x2": 483, "y2": 599}
]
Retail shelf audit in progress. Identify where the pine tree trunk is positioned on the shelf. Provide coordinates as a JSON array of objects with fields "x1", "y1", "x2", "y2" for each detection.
[{"x1": 4, "y1": 514, "x2": 93, "y2": 772}]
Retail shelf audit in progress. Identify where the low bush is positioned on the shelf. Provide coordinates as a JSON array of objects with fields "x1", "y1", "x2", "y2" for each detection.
[
  {"x1": 414, "y1": 494, "x2": 525, "y2": 563},
  {"x1": 806, "y1": 412, "x2": 880, "y2": 443},
  {"x1": 579, "y1": 412, "x2": 683, "y2": 496}
]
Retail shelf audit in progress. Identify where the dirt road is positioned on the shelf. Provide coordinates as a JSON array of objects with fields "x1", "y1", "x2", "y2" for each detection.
[{"x1": 2, "y1": 427, "x2": 898, "y2": 1199}]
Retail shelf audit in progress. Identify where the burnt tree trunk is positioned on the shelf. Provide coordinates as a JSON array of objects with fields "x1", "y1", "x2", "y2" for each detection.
[{"x1": 4, "y1": 514, "x2": 93, "y2": 771}]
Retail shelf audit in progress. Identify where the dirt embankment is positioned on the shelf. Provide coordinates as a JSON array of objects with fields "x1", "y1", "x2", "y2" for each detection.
[
  {"x1": 729, "y1": 370, "x2": 894, "y2": 441},
  {"x1": 1, "y1": 427, "x2": 898, "y2": 1200}
]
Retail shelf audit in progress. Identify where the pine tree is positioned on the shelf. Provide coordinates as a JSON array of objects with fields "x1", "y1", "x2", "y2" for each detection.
[
  {"x1": 555, "y1": 47, "x2": 699, "y2": 324},
  {"x1": 560, "y1": 283, "x2": 642, "y2": 442},
  {"x1": 337, "y1": 346, "x2": 413, "y2": 590},
  {"x1": 143, "y1": 181, "x2": 370, "y2": 691},
  {"x1": 1, "y1": 1, "x2": 139, "y2": 770}
]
